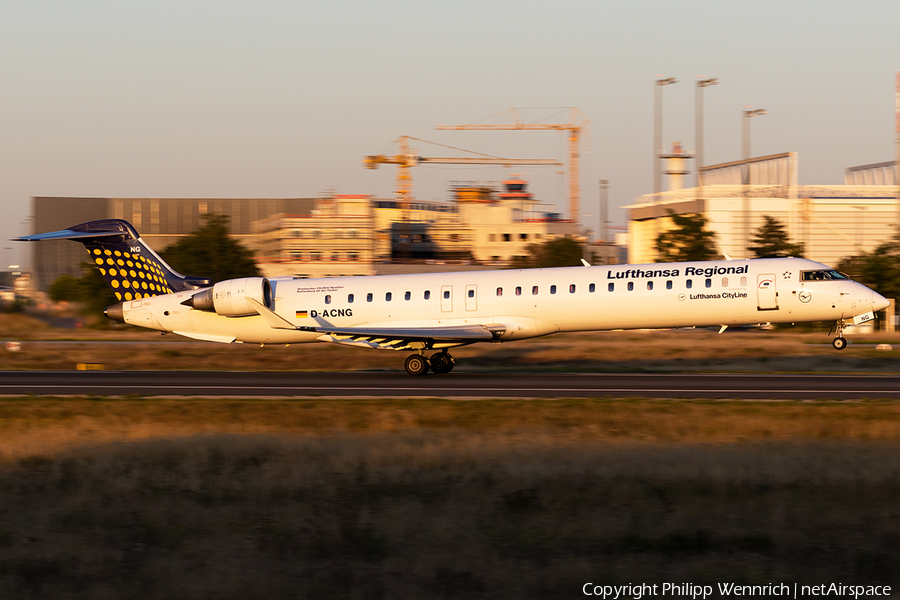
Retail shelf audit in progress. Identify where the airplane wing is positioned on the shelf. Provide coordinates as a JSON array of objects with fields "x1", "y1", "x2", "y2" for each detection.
[
  {"x1": 308, "y1": 324, "x2": 505, "y2": 351},
  {"x1": 246, "y1": 297, "x2": 505, "y2": 350}
]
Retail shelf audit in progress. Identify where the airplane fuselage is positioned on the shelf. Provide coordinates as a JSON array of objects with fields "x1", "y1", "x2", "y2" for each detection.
[{"x1": 119, "y1": 257, "x2": 883, "y2": 346}]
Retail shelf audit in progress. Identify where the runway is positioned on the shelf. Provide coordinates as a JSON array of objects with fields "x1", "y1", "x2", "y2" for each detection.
[{"x1": 2, "y1": 371, "x2": 899, "y2": 399}]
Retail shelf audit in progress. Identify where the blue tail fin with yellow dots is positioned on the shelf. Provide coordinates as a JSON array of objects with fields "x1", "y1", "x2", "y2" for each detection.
[{"x1": 15, "y1": 219, "x2": 211, "y2": 301}]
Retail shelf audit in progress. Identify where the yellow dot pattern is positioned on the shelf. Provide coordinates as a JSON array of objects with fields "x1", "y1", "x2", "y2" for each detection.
[{"x1": 86, "y1": 245, "x2": 175, "y2": 299}]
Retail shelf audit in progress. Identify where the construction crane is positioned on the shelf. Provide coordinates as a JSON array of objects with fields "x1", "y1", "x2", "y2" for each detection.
[
  {"x1": 364, "y1": 136, "x2": 561, "y2": 204},
  {"x1": 436, "y1": 108, "x2": 589, "y2": 226}
]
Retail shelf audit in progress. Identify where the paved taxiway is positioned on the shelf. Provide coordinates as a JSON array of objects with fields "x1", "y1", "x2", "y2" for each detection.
[{"x1": 1, "y1": 371, "x2": 899, "y2": 399}]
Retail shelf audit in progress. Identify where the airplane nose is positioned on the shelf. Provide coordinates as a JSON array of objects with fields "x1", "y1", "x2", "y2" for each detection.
[{"x1": 873, "y1": 291, "x2": 890, "y2": 312}]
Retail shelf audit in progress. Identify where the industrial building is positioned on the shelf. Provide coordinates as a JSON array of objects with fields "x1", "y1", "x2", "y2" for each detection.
[
  {"x1": 27, "y1": 177, "x2": 583, "y2": 290},
  {"x1": 251, "y1": 195, "x2": 376, "y2": 278},
  {"x1": 29, "y1": 197, "x2": 318, "y2": 290},
  {"x1": 625, "y1": 151, "x2": 900, "y2": 268}
]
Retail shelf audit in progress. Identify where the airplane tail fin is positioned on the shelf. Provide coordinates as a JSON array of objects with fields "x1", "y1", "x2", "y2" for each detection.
[{"x1": 15, "y1": 219, "x2": 211, "y2": 301}]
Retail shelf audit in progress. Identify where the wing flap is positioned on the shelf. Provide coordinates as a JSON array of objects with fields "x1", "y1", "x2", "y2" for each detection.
[
  {"x1": 311, "y1": 324, "x2": 499, "y2": 341},
  {"x1": 310, "y1": 323, "x2": 506, "y2": 351}
]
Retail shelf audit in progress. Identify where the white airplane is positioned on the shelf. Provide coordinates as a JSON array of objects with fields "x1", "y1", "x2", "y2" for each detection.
[{"x1": 17, "y1": 219, "x2": 890, "y2": 375}]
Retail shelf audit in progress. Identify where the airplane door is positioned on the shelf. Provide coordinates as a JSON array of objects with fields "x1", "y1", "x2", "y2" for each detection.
[
  {"x1": 441, "y1": 285, "x2": 453, "y2": 312},
  {"x1": 757, "y1": 273, "x2": 778, "y2": 310},
  {"x1": 465, "y1": 284, "x2": 477, "y2": 311}
]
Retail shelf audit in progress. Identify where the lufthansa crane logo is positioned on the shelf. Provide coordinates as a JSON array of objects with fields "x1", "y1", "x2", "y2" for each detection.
[{"x1": 798, "y1": 290, "x2": 812, "y2": 303}]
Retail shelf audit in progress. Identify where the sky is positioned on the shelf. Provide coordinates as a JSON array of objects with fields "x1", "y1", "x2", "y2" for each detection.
[{"x1": 1, "y1": 0, "x2": 898, "y2": 268}]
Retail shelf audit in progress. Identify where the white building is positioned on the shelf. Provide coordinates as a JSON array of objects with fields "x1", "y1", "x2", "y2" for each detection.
[{"x1": 625, "y1": 152, "x2": 899, "y2": 267}]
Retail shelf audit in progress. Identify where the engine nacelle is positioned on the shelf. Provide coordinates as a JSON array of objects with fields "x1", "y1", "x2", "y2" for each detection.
[{"x1": 187, "y1": 277, "x2": 274, "y2": 317}]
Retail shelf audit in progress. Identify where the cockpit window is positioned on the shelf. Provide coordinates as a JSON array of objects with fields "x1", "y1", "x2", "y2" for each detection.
[{"x1": 801, "y1": 269, "x2": 850, "y2": 281}]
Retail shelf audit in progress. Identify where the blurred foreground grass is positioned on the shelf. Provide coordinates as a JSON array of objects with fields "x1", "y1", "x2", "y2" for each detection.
[
  {"x1": 1, "y1": 398, "x2": 899, "y2": 597},
  {"x1": 3, "y1": 317, "x2": 900, "y2": 373}
]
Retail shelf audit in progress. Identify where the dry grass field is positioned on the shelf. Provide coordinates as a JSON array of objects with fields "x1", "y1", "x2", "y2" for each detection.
[
  {"x1": 2, "y1": 313, "x2": 900, "y2": 373},
  {"x1": 2, "y1": 314, "x2": 900, "y2": 597},
  {"x1": 0, "y1": 398, "x2": 899, "y2": 598}
]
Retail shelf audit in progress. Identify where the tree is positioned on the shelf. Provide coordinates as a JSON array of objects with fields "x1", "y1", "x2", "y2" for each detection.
[
  {"x1": 48, "y1": 274, "x2": 82, "y2": 302},
  {"x1": 160, "y1": 214, "x2": 260, "y2": 283},
  {"x1": 48, "y1": 264, "x2": 118, "y2": 314},
  {"x1": 749, "y1": 216, "x2": 804, "y2": 258},
  {"x1": 838, "y1": 233, "x2": 900, "y2": 301},
  {"x1": 655, "y1": 210, "x2": 718, "y2": 262},
  {"x1": 509, "y1": 238, "x2": 585, "y2": 269}
]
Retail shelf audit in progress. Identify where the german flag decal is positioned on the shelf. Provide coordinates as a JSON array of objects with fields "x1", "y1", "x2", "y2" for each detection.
[{"x1": 296, "y1": 310, "x2": 309, "y2": 319}]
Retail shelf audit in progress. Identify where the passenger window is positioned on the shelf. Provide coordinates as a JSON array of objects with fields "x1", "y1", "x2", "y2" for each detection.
[
  {"x1": 515, "y1": 286, "x2": 522, "y2": 296},
  {"x1": 589, "y1": 283, "x2": 595, "y2": 293},
  {"x1": 367, "y1": 293, "x2": 373, "y2": 302},
  {"x1": 532, "y1": 286, "x2": 539, "y2": 295},
  {"x1": 740, "y1": 277, "x2": 747, "y2": 287},
  {"x1": 496, "y1": 287, "x2": 503, "y2": 297},
  {"x1": 608, "y1": 282, "x2": 614, "y2": 292},
  {"x1": 627, "y1": 282, "x2": 634, "y2": 291},
  {"x1": 348, "y1": 293, "x2": 354, "y2": 303},
  {"x1": 424, "y1": 290, "x2": 431, "y2": 300},
  {"x1": 569, "y1": 284, "x2": 576, "y2": 293},
  {"x1": 443, "y1": 290, "x2": 450, "y2": 299},
  {"x1": 705, "y1": 278, "x2": 712, "y2": 288},
  {"x1": 386, "y1": 292, "x2": 392, "y2": 301},
  {"x1": 325, "y1": 295, "x2": 331, "y2": 304},
  {"x1": 666, "y1": 281, "x2": 672, "y2": 290},
  {"x1": 686, "y1": 280, "x2": 693, "y2": 289},
  {"x1": 550, "y1": 285, "x2": 557, "y2": 294},
  {"x1": 405, "y1": 291, "x2": 411, "y2": 301},
  {"x1": 647, "y1": 281, "x2": 653, "y2": 291},
  {"x1": 468, "y1": 289, "x2": 475, "y2": 298},
  {"x1": 722, "y1": 277, "x2": 728, "y2": 287}
]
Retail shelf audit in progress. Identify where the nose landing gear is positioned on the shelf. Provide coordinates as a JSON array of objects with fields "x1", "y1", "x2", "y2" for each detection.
[{"x1": 831, "y1": 319, "x2": 848, "y2": 350}]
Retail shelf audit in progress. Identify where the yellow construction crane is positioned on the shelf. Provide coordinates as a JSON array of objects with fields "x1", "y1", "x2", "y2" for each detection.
[
  {"x1": 436, "y1": 108, "x2": 589, "y2": 226},
  {"x1": 364, "y1": 135, "x2": 561, "y2": 204}
]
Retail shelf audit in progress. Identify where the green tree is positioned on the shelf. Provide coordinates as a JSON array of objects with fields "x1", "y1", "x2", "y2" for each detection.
[
  {"x1": 509, "y1": 238, "x2": 585, "y2": 269},
  {"x1": 838, "y1": 233, "x2": 900, "y2": 301},
  {"x1": 749, "y1": 216, "x2": 804, "y2": 258},
  {"x1": 48, "y1": 274, "x2": 82, "y2": 302},
  {"x1": 48, "y1": 264, "x2": 117, "y2": 314},
  {"x1": 160, "y1": 214, "x2": 260, "y2": 283},
  {"x1": 655, "y1": 210, "x2": 718, "y2": 262}
]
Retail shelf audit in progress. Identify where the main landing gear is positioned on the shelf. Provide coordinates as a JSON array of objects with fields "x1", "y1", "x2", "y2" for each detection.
[
  {"x1": 404, "y1": 351, "x2": 456, "y2": 376},
  {"x1": 831, "y1": 320, "x2": 848, "y2": 350}
]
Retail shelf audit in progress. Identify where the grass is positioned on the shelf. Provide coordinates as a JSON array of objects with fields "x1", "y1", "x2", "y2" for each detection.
[
  {"x1": 1, "y1": 434, "x2": 899, "y2": 598},
  {"x1": 2, "y1": 397, "x2": 900, "y2": 460},
  {"x1": 0, "y1": 398, "x2": 898, "y2": 597},
  {"x1": 2, "y1": 326, "x2": 900, "y2": 372}
]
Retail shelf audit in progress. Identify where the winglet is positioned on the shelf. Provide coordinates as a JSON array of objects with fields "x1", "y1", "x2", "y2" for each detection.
[{"x1": 580, "y1": 258, "x2": 591, "y2": 267}]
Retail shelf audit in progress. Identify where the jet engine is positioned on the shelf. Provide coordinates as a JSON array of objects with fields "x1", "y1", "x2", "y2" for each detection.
[{"x1": 184, "y1": 277, "x2": 274, "y2": 317}]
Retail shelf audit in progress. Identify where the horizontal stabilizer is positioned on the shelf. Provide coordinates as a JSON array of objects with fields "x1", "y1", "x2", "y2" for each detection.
[{"x1": 14, "y1": 229, "x2": 129, "y2": 242}]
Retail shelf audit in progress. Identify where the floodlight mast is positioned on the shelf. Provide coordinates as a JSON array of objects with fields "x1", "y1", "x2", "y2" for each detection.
[
  {"x1": 742, "y1": 108, "x2": 769, "y2": 256},
  {"x1": 654, "y1": 78, "x2": 677, "y2": 259}
]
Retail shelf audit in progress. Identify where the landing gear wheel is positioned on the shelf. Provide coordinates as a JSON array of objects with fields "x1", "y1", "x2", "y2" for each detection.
[
  {"x1": 832, "y1": 337, "x2": 848, "y2": 350},
  {"x1": 429, "y1": 352, "x2": 455, "y2": 374},
  {"x1": 405, "y1": 354, "x2": 430, "y2": 376}
]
